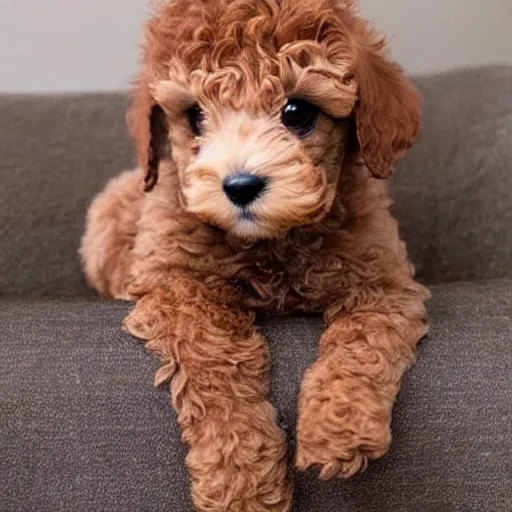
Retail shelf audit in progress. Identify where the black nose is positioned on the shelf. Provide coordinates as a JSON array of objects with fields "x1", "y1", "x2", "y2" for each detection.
[{"x1": 223, "y1": 173, "x2": 267, "y2": 207}]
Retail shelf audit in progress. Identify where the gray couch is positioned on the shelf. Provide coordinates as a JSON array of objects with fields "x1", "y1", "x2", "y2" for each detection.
[{"x1": 1, "y1": 66, "x2": 511, "y2": 512}]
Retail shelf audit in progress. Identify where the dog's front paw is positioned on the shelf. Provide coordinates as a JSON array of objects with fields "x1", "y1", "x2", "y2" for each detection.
[
  {"x1": 123, "y1": 293, "x2": 174, "y2": 341},
  {"x1": 123, "y1": 294, "x2": 178, "y2": 387},
  {"x1": 123, "y1": 306, "x2": 157, "y2": 341},
  {"x1": 296, "y1": 354, "x2": 392, "y2": 479}
]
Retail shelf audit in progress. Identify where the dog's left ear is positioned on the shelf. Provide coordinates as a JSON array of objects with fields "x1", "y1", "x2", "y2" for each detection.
[
  {"x1": 126, "y1": 78, "x2": 169, "y2": 191},
  {"x1": 353, "y1": 39, "x2": 422, "y2": 179}
]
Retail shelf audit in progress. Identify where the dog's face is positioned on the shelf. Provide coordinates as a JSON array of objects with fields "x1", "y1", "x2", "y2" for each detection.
[
  {"x1": 150, "y1": 61, "x2": 355, "y2": 240},
  {"x1": 129, "y1": 0, "x2": 421, "y2": 240}
]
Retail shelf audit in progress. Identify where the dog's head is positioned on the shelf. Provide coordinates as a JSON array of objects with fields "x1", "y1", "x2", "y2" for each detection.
[{"x1": 129, "y1": 0, "x2": 421, "y2": 240}]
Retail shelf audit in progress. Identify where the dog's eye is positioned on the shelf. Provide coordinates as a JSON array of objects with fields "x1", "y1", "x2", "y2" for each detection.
[
  {"x1": 186, "y1": 105, "x2": 204, "y2": 136},
  {"x1": 281, "y1": 99, "x2": 318, "y2": 137}
]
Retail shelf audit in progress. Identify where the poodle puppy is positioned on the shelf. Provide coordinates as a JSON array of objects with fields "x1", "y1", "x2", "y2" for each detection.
[{"x1": 80, "y1": 0, "x2": 430, "y2": 510}]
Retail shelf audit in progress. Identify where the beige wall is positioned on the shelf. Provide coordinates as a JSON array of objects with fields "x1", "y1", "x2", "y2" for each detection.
[
  {"x1": 1, "y1": 0, "x2": 511, "y2": 92},
  {"x1": 360, "y1": 0, "x2": 512, "y2": 75}
]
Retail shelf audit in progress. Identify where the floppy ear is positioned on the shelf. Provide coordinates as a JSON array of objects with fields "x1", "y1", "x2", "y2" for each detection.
[
  {"x1": 126, "y1": 78, "x2": 169, "y2": 191},
  {"x1": 354, "y1": 40, "x2": 422, "y2": 178}
]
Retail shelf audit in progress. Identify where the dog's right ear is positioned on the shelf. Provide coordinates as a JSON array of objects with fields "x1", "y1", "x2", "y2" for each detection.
[{"x1": 127, "y1": 79, "x2": 169, "y2": 192}]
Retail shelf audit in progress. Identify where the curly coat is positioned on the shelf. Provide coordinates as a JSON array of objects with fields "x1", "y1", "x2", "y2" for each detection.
[{"x1": 80, "y1": 0, "x2": 430, "y2": 510}]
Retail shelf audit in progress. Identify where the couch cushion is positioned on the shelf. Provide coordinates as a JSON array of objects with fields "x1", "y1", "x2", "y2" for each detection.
[
  {"x1": 392, "y1": 66, "x2": 512, "y2": 284},
  {"x1": 1, "y1": 66, "x2": 512, "y2": 297},
  {"x1": 1, "y1": 279, "x2": 511, "y2": 512},
  {"x1": 0, "y1": 93, "x2": 132, "y2": 298}
]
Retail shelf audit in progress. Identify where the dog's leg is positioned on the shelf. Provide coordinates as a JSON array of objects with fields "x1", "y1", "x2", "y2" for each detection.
[
  {"x1": 296, "y1": 285, "x2": 429, "y2": 479},
  {"x1": 80, "y1": 169, "x2": 143, "y2": 300},
  {"x1": 124, "y1": 278, "x2": 292, "y2": 512}
]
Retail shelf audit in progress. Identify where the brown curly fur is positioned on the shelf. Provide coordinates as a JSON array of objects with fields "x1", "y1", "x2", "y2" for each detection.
[{"x1": 80, "y1": 0, "x2": 430, "y2": 510}]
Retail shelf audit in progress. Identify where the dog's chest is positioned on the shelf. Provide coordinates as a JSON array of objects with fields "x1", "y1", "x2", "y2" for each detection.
[{"x1": 225, "y1": 237, "x2": 356, "y2": 313}]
